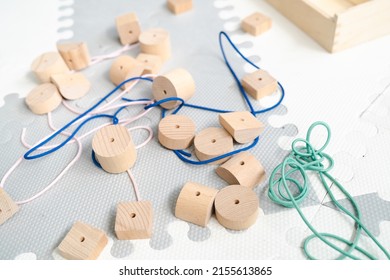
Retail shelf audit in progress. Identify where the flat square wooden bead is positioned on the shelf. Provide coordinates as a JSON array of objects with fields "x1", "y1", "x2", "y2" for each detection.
[
  {"x1": 109, "y1": 55, "x2": 139, "y2": 87},
  {"x1": 115, "y1": 201, "x2": 153, "y2": 240},
  {"x1": 167, "y1": 0, "x2": 193, "y2": 14},
  {"x1": 158, "y1": 114, "x2": 196, "y2": 150},
  {"x1": 136, "y1": 53, "x2": 163, "y2": 74},
  {"x1": 57, "y1": 221, "x2": 108, "y2": 260},
  {"x1": 51, "y1": 72, "x2": 91, "y2": 100},
  {"x1": 115, "y1": 12, "x2": 141, "y2": 45},
  {"x1": 31, "y1": 52, "x2": 69, "y2": 83},
  {"x1": 0, "y1": 189, "x2": 19, "y2": 226},
  {"x1": 25, "y1": 83, "x2": 63, "y2": 115},
  {"x1": 241, "y1": 12, "x2": 272, "y2": 36},
  {"x1": 57, "y1": 42, "x2": 90, "y2": 71},
  {"x1": 219, "y1": 111, "x2": 265, "y2": 144},
  {"x1": 241, "y1": 69, "x2": 278, "y2": 100}
]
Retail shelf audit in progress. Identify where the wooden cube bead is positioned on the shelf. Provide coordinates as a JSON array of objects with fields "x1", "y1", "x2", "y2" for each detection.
[
  {"x1": 57, "y1": 221, "x2": 108, "y2": 260},
  {"x1": 136, "y1": 53, "x2": 163, "y2": 74},
  {"x1": 216, "y1": 151, "x2": 266, "y2": 189},
  {"x1": 31, "y1": 52, "x2": 69, "y2": 83},
  {"x1": 0, "y1": 189, "x2": 19, "y2": 226},
  {"x1": 194, "y1": 127, "x2": 233, "y2": 165},
  {"x1": 51, "y1": 72, "x2": 91, "y2": 100},
  {"x1": 25, "y1": 83, "x2": 63, "y2": 115},
  {"x1": 175, "y1": 182, "x2": 219, "y2": 227},
  {"x1": 158, "y1": 114, "x2": 196, "y2": 150},
  {"x1": 219, "y1": 111, "x2": 265, "y2": 144},
  {"x1": 115, "y1": 201, "x2": 153, "y2": 240},
  {"x1": 214, "y1": 185, "x2": 259, "y2": 230},
  {"x1": 241, "y1": 12, "x2": 272, "y2": 36},
  {"x1": 152, "y1": 68, "x2": 195, "y2": 109},
  {"x1": 241, "y1": 69, "x2": 278, "y2": 100},
  {"x1": 167, "y1": 0, "x2": 193, "y2": 14},
  {"x1": 139, "y1": 28, "x2": 171, "y2": 61},
  {"x1": 109, "y1": 55, "x2": 139, "y2": 87},
  {"x1": 115, "y1": 12, "x2": 141, "y2": 45},
  {"x1": 57, "y1": 42, "x2": 90, "y2": 70},
  {"x1": 92, "y1": 125, "x2": 137, "y2": 174}
]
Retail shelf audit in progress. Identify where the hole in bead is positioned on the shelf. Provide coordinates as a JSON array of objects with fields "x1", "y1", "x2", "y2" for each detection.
[
  {"x1": 234, "y1": 199, "x2": 240, "y2": 205},
  {"x1": 258, "y1": 77, "x2": 262, "y2": 81},
  {"x1": 195, "y1": 191, "x2": 200, "y2": 196},
  {"x1": 120, "y1": 65, "x2": 123, "y2": 70},
  {"x1": 80, "y1": 236, "x2": 85, "y2": 243},
  {"x1": 240, "y1": 118, "x2": 245, "y2": 121},
  {"x1": 240, "y1": 161, "x2": 245, "y2": 166},
  {"x1": 175, "y1": 125, "x2": 180, "y2": 129},
  {"x1": 109, "y1": 138, "x2": 115, "y2": 143},
  {"x1": 211, "y1": 139, "x2": 216, "y2": 143},
  {"x1": 130, "y1": 213, "x2": 136, "y2": 218},
  {"x1": 69, "y1": 59, "x2": 73, "y2": 63},
  {"x1": 129, "y1": 30, "x2": 133, "y2": 34},
  {"x1": 153, "y1": 34, "x2": 157, "y2": 37},
  {"x1": 255, "y1": 17, "x2": 259, "y2": 21},
  {"x1": 144, "y1": 59, "x2": 148, "y2": 63},
  {"x1": 163, "y1": 90, "x2": 167, "y2": 95},
  {"x1": 0, "y1": 209, "x2": 2, "y2": 214}
]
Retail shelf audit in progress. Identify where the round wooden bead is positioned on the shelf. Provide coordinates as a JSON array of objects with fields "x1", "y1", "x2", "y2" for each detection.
[
  {"x1": 139, "y1": 28, "x2": 171, "y2": 61},
  {"x1": 109, "y1": 55, "x2": 138, "y2": 86},
  {"x1": 194, "y1": 127, "x2": 233, "y2": 165},
  {"x1": 152, "y1": 68, "x2": 195, "y2": 109},
  {"x1": 175, "y1": 182, "x2": 219, "y2": 227},
  {"x1": 31, "y1": 52, "x2": 69, "y2": 83},
  {"x1": 214, "y1": 185, "x2": 259, "y2": 230},
  {"x1": 25, "y1": 83, "x2": 63, "y2": 115},
  {"x1": 50, "y1": 72, "x2": 91, "y2": 100},
  {"x1": 158, "y1": 115, "x2": 196, "y2": 150},
  {"x1": 92, "y1": 125, "x2": 137, "y2": 174}
]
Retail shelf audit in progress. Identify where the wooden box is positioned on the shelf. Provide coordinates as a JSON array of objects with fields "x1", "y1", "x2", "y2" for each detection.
[{"x1": 265, "y1": 0, "x2": 390, "y2": 52}]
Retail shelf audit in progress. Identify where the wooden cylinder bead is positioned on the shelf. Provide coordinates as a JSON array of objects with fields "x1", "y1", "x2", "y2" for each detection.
[
  {"x1": 194, "y1": 127, "x2": 233, "y2": 165},
  {"x1": 136, "y1": 53, "x2": 163, "y2": 74},
  {"x1": 51, "y1": 73, "x2": 91, "y2": 100},
  {"x1": 115, "y1": 12, "x2": 141, "y2": 45},
  {"x1": 57, "y1": 42, "x2": 91, "y2": 71},
  {"x1": 158, "y1": 115, "x2": 196, "y2": 150},
  {"x1": 109, "y1": 55, "x2": 139, "y2": 87},
  {"x1": 175, "y1": 182, "x2": 219, "y2": 227},
  {"x1": 214, "y1": 185, "x2": 259, "y2": 230},
  {"x1": 25, "y1": 83, "x2": 63, "y2": 115},
  {"x1": 152, "y1": 68, "x2": 195, "y2": 109},
  {"x1": 139, "y1": 28, "x2": 171, "y2": 61},
  {"x1": 216, "y1": 151, "x2": 266, "y2": 189},
  {"x1": 92, "y1": 125, "x2": 137, "y2": 174},
  {"x1": 31, "y1": 52, "x2": 69, "y2": 83},
  {"x1": 122, "y1": 64, "x2": 145, "y2": 90},
  {"x1": 0, "y1": 188, "x2": 20, "y2": 226}
]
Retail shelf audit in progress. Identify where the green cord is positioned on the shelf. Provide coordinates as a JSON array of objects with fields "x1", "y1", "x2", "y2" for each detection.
[{"x1": 268, "y1": 121, "x2": 390, "y2": 260}]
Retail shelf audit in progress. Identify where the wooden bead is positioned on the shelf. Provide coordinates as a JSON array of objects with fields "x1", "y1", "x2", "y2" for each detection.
[
  {"x1": 216, "y1": 152, "x2": 266, "y2": 189},
  {"x1": 136, "y1": 53, "x2": 163, "y2": 74},
  {"x1": 139, "y1": 28, "x2": 171, "y2": 61},
  {"x1": 152, "y1": 68, "x2": 195, "y2": 109},
  {"x1": 109, "y1": 55, "x2": 139, "y2": 87},
  {"x1": 175, "y1": 182, "x2": 219, "y2": 227},
  {"x1": 219, "y1": 111, "x2": 265, "y2": 144},
  {"x1": 241, "y1": 12, "x2": 272, "y2": 36},
  {"x1": 115, "y1": 12, "x2": 141, "y2": 45},
  {"x1": 92, "y1": 125, "x2": 137, "y2": 174},
  {"x1": 158, "y1": 115, "x2": 196, "y2": 150},
  {"x1": 194, "y1": 127, "x2": 233, "y2": 165},
  {"x1": 122, "y1": 64, "x2": 145, "y2": 90},
  {"x1": 25, "y1": 83, "x2": 63, "y2": 115},
  {"x1": 115, "y1": 201, "x2": 153, "y2": 240},
  {"x1": 51, "y1": 73, "x2": 91, "y2": 100},
  {"x1": 57, "y1": 221, "x2": 108, "y2": 260},
  {"x1": 57, "y1": 42, "x2": 90, "y2": 70},
  {"x1": 214, "y1": 185, "x2": 259, "y2": 230},
  {"x1": 167, "y1": 0, "x2": 193, "y2": 14},
  {"x1": 0, "y1": 189, "x2": 19, "y2": 226},
  {"x1": 31, "y1": 52, "x2": 69, "y2": 83},
  {"x1": 241, "y1": 69, "x2": 278, "y2": 100}
]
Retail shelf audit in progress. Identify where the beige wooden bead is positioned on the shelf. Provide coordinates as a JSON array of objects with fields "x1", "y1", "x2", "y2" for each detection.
[
  {"x1": 216, "y1": 151, "x2": 266, "y2": 189},
  {"x1": 109, "y1": 55, "x2": 139, "y2": 87},
  {"x1": 175, "y1": 182, "x2": 219, "y2": 227},
  {"x1": 152, "y1": 68, "x2": 195, "y2": 109},
  {"x1": 139, "y1": 28, "x2": 171, "y2": 61},
  {"x1": 115, "y1": 201, "x2": 153, "y2": 240},
  {"x1": 57, "y1": 42, "x2": 90, "y2": 70},
  {"x1": 116, "y1": 12, "x2": 141, "y2": 45},
  {"x1": 25, "y1": 83, "x2": 63, "y2": 115},
  {"x1": 122, "y1": 64, "x2": 145, "y2": 90},
  {"x1": 214, "y1": 185, "x2": 259, "y2": 230},
  {"x1": 194, "y1": 127, "x2": 233, "y2": 165},
  {"x1": 167, "y1": 0, "x2": 193, "y2": 14},
  {"x1": 0, "y1": 189, "x2": 19, "y2": 226},
  {"x1": 241, "y1": 12, "x2": 272, "y2": 36},
  {"x1": 92, "y1": 125, "x2": 137, "y2": 174},
  {"x1": 57, "y1": 221, "x2": 108, "y2": 260},
  {"x1": 136, "y1": 53, "x2": 163, "y2": 74},
  {"x1": 158, "y1": 115, "x2": 196, "y2": 150},
  {"x1": 51, "y1": 72, "x2": 91, "y2": 100},
  {"x1": 31, "y1": 52, "x2": 69, "y2": 83},
  {"x1": 241, "y1": 69, "x2": 278, "y2": 100},
  {"x1": 219, "y1": 111, "x2": 265, "y2": 144}
]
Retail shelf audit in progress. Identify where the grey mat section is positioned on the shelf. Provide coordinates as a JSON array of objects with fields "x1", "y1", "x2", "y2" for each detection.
[{"x1": 0, "y1": 0, "x2": 312, "y2": 259}]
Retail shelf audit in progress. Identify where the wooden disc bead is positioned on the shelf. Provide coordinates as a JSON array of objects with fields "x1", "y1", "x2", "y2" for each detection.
[
  {"x1": 25, "y1": 83, "x2": 63, "y2": 115},
  {"x1": 214, "y1": 185, "x2": 259, "y2": 230},
  {"x1": 194, "y1": 127, "x2": 233, "y2": 165},
  {"x1": 92, "y1": 125, "x2": 137, "y2": 174},
  {"x1": 51, "y1": 72, "x2": 91, "y2": 100},
  {"x1": 109, "y1": 55, "x2": 139, "y2": 87},
  {"x1": 216, "y1": 151, "x2": 266, "y2": 189},
  {"x1": 175, "y1": 182, "x2": 219, "y2": 227},
  {"x1": 31, "y1": 52, "x2": 69, "y2": 83},
  {"x1": 158, "y1": 115, "x2": 196, "y2": 150},
  {"x1": 139, "y1": 28, "x2": 171, "y2": 61},
  {"x1": 0, "y1": 188, "x2": 19, "y2": 226},
  {"x1": 57, "y1": 42, "x2": 90, "y2": 70},
  {"x1": 152, "y1": 68, "x2": 195, "y2": 109}
]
